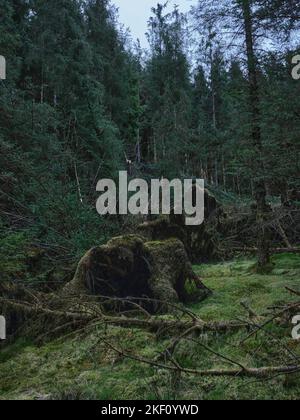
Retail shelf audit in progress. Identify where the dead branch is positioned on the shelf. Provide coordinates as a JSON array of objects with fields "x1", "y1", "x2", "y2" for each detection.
[
  {"x1": 285, "y1": 287, "x2": 300, "y2": 297},
  {"x1": 276, "y1": 221, "x2": 292, "y2": 249},
  {"x1": 238, "y1": 317, "x2": 299, "y2": 363},
  {"x1": 0, "y1": 297, "x2": 96, "y2": 321},
  {"x1": 104, "y1": 340, "x2": 300, "y2": 379},
  {"x1": 159, "y1": 329, "x2": 248, "y2": 372},
  {"x1": 240, "y1": 300, "x2": 258, "y2": 319},
  {"x1": 74, "y1": 161, "x2": 84, "y2": 205},
  {"x1": 0, "y1": 296, "x2": 248, "y2": 336},
  {"x1": 241, "y1": 299, "x2": 300, "y2": 344},
  {"x1": 233, "y1": 247, "x2": 300, "y2": 254}
]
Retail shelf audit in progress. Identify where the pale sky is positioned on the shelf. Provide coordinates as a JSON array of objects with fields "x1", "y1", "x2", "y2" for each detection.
[{"x1": 112, "y1": 0, "x2": 195, "y2": 48}]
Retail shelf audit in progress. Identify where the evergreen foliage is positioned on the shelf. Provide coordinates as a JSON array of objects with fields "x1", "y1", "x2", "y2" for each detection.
[{"x1": 0, "y1": 0, "x2": 299, "y2": 268}]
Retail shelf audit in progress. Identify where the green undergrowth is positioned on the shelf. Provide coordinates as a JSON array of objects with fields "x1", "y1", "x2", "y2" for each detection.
[
  {"x1": 190, "y1": 253, "x2": 300, "y2": 321},
  {"x1": 1, "y1": 253, "x2": 300, "y2": 400}
]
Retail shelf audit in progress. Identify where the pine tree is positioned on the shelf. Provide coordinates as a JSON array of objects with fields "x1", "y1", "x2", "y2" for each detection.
[
  {"x1": 143, "y1": 3, "x2": 193, "y2": 176},
  {"x1": 193, "y1": 0, "x2": 299, "y2": 270},
  {"x1": 85, "y1": 0, "x2": 140, "y2": 160}
]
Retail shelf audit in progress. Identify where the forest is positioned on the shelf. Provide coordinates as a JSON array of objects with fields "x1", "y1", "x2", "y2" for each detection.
[{"x1": 0, "y1": 0, "x2": 300, "y2": 401}]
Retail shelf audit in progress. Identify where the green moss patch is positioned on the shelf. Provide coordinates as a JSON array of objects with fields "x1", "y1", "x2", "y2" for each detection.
[{"x1": 1, "y1": 254, "x2": 300, "y2": 400}]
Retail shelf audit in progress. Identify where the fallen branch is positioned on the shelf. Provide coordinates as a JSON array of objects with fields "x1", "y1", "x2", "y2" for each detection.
[
  {"x1": 238, "y1": 316, "x2": 299, "y2": 363},
  {"x1": 104, "y1": 340, "x2": 300, "y2": 379},
  {"x1": 0, "y1": 297, "x2": 96, "y2": 321},
  {"x1": 0, "y1": 296, "x2": 248, "y2": 336},
  {"x1": 240, "y1": 300, "x2": 258, "y2": 319},
  {"x1": 285, "y1": 287, "x2": 300, "y2": 297},
  {"x1": 242, "y1": 300, "x2": 300, "y2": 343},
  {"x1": 233, "y1": 247, "x2": 300, "y2": 254}
]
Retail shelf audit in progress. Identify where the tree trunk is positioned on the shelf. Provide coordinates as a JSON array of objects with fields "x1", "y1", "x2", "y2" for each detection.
[{"x1": 240, "y1": 0, "x2": 271, "y2": 272}]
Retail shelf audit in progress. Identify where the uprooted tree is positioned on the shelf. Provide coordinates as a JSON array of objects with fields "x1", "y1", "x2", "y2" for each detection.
[
  {"x1": 0, "y1": 234, "x2": 211, "y2": 339},
  {"x1": 137, "y1": 188, "x2": 224, "y2": 263},
  {"x1": 63, "y1": 235, "x2": 211, "y2": 306}
]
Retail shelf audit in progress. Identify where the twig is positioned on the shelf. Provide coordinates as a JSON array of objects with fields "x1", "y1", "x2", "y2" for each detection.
[
  {"x1": 74, "y1": 161, "x2": 84, "y2": 204},
  {"x1": 285, "y1": 287, "x2": 300, "y2": 297},
  {"x1": 240, "y1": 300, "x2": 258, "y2": 319}
]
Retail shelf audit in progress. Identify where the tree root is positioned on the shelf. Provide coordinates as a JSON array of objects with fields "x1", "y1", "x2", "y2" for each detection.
[{"x1": 62, "y1": 235, "x2": 212, "y2": 307}]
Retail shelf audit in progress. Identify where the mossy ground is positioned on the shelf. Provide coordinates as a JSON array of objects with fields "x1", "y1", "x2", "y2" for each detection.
[{"x1": 1, "y1": 253, "x2": 300, "y2": 400}]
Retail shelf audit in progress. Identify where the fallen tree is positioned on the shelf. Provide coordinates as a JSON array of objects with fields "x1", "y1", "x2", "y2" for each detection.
[
  {"x1": 2, "y1": 234, "x2": 299, "y2": 384},
  {"x1": 1, "y1": 234, "x2": 212, "y2": 340},
  {"x1": 0, "y1": 295, "x2": 248, "y2": 337},
  {"x1": 1, "y1": 287, "x2": 299, "y2": 382},
  {"x1": 233, "y1": 247, "x2": 300, "y2": 255},
  {"x1": 137, "y1": 188, "x2": 223, "y2": 263}
]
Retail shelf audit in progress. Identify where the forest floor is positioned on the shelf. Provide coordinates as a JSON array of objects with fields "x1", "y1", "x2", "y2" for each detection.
[{"x1": 1, "y1": 253, "x2": 300, "y2": 400}]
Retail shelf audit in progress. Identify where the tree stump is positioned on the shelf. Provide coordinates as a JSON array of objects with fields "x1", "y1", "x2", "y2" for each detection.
[{"x1": 63, "y1": 235, "x2": 211, "y2": 307}]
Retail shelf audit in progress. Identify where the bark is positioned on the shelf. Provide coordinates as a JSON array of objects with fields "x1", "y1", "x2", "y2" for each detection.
[{"x1": 240, "y1": 0, "x2": 271, "y2": 272}]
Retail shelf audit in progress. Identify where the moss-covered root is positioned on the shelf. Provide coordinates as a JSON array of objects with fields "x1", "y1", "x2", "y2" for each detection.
[
  {"x1": 145, "y1": 238, "x2": 211, "y2": 303},
  {"x1": 62, "y1": 235, "x2": 145, "y2": 296},
  {"x1": 62, "y1": 235, "x2": 211, "y2": 307}
]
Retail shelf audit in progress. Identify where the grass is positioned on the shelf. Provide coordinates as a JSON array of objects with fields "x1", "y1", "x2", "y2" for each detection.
[
  {"x1": 1, "y1": 253, "x2": 300, "y2": 400},
  {"x1": 191, "y1": 254, "x2": 300, "y2": 321}
]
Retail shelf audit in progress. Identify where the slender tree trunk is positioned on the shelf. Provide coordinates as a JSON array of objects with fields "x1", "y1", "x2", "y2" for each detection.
[
  {"x1": 215, "y1": 159, "x2": 219, "y2": 187},
  {"x1": 41, "y1": 66, "x2": 44, "y2": 104},
  {"x1": 240, "y1": 0, "x2": 271, "y2": 271},
  {"x1": 153, "y1": 134, "x2": 157, "y2": 163},
  {"x1": 136, "y1": 81, "x2": 141, "y2": 164},
  {"x1": 210, "y1": 40, "x2": 219, "y2": 187},
  {"x1": 136, "y1": 130, "x2": 141, "y2": 164},
  {"x1": 237, "y1": 176, "x2": 241, "y2": 197},
  {"x1": 222, "y1": 154, "x2": 226, "y2": 190}
]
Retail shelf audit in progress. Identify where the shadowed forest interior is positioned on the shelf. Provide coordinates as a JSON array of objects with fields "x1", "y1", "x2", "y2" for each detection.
[{"x1": 0, "y1": 0, "x2": 300, "y2": 401}]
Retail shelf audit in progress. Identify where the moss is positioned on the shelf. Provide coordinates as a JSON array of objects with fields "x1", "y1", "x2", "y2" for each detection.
[
  {"x1": 144, "y1": 238, "x2": 186, "y2": 303},
  {"x1": 63, "y1": 235, "x2": 209, "y2": 307},
  {"x1": 272, "y1": 253, "x2": 300, "y2": 270},
  {"x1": 0, "y1": 326, "x2": 160, "y2": 400},
  {"x1": 254, "y1": 261, "x2": 275, "y2": 275},
  {"x1": 1, "y1": 255, "x2": 300, "y2": 400},
  {"x1": 191, "y1": 254, "x2": 300, "y2": 321},
  {"x1": 137, "y1": 189, "x2": 222, "y2": 263},
  {"x1": 146, "y1": 237, "x2": 182, "y2": 248},
  {"x1": 107, "y1": 234, "x2": 146, "y2": 249}
]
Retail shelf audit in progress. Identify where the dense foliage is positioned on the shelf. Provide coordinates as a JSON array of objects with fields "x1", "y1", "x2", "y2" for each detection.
[{"x1": 0, "y1": 0, "x2": 299, "y2": 269}]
